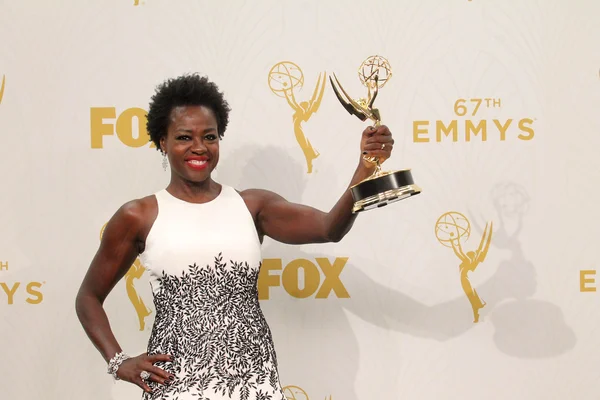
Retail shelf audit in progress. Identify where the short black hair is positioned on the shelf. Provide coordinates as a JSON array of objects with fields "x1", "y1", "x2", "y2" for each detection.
[{"x1": 146, "y1": 73, "x2": 231, "y2": 151}]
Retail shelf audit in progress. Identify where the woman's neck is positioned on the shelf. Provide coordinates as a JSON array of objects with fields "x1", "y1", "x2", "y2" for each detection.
[{"x1": 166, "y1": 178, "x2": 222, "y2": 203}]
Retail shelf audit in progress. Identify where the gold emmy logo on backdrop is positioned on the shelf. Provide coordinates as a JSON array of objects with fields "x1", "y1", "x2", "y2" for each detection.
[
  {"x1": 581, "y1": 270, "x2": 597, "y2": 292},
  {"x1": 282, "y1": 385, "x2": 332, "y2": 400},
  {"x1": 435, "y1": 212, "x2": 493, "y2": 323},
  {"x1": 0, "y1": 75, "x2": 5, "y2": 104},
  {"x1": 100, "y1": 223, "x2": 152, "y2": 330},
  {"x1": 0, "y1": 259, "x2": 44, "y2": 305},
  {"x1": 268, "y1": 61, "x2": 326, "y2": 174},
  {"x1": 412, "y1": 98, "x2": 535, "y2": 143},
  {"x1": 329, "y1": 55, "x2": 421, "y2": 213}
]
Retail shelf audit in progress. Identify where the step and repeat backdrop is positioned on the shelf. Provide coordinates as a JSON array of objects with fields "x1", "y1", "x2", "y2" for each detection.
[{"x1": 1, "y1": 0, "x2": 599, "y2": 399}]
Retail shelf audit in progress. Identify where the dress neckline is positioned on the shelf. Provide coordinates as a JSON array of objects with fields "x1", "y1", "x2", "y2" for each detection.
[{"x1": 162, "y1": 185, "x2": 225, "y2": 206}]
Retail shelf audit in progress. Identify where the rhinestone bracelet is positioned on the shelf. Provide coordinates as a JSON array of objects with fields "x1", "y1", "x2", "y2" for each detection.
[{"x1": 107, "y1": 351, "x2": 130, "y2": 380}]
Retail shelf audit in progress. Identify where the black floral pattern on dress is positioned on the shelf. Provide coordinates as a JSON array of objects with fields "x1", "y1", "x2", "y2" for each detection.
[{"x1": 142, "y1": 253, "x2": 285, "y2": 400}]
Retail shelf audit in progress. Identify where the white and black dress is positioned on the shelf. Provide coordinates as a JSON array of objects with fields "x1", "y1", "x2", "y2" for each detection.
[{"x1": 139, "y1": 185, "x2": 286, "y2": 400}]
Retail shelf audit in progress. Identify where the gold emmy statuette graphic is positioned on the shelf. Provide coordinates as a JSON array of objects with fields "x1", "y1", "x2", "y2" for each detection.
[
  {"x1": 268, "y1": 61, "x2": 326, "y2": 174},
  {"x1": 0, "y1": 75, "x2": 5, "y2": 104},
  {"x1": 283, "y1": 385, "x2": 332, "y2": 400},
  {"x1": 283, "y1": 386, "x2": 308, "y2": 400},
  {"x1": 329, "y1": 55, "x2": 421, "y2": 213},
  {"x1": 100, "y1": 223, "x2": 152, "y2": 330},
  {"x1": 435, "y1": 212, "x2": 493, "y2": 323}
]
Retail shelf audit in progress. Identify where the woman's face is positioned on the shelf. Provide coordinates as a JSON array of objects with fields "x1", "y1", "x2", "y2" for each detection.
[{"x1": 160, "y1": 105, "x2": 220, "y2": 184}]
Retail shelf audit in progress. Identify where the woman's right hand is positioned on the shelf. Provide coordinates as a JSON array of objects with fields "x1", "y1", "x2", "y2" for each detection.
[{"x1": 117, "y1": 353, "x2": 175, "y2": 393}]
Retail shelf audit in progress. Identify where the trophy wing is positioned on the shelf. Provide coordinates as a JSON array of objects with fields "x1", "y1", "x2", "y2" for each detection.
[
  {"x1": 307, "y1": 72, "x2": 326, "y2": 115},
  {"x1": 329, "y1": 73, "x2": 368, "y2": 121},
  {"x1": 0, "y1": 75, "x2": 5, "y2": 103},
  {"x1": 474, "y1": 221, "x2": 493, "y2": 264}
]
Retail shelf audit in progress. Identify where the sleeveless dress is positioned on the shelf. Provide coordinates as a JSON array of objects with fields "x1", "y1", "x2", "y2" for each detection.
[{"x1": 139, "y1": 185, "x2": 286, "y2": 400}]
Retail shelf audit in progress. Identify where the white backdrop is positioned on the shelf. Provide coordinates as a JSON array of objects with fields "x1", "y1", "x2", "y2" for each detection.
[{"x1": 1, "y1": 0, "x2": 600, "y2": 399}]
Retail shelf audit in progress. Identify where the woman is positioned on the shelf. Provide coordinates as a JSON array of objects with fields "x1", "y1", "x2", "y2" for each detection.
[{"x1": 75, "y1": 74, "x2": 395, "y2": 399}]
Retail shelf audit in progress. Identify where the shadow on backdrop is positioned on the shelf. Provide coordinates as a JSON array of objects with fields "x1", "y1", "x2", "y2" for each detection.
[
  {"x1": 468, "y1": 182, "x2": 575, "y2": 358},
  {"x1": 216, "y1": 146, "x2": 576, "y2": 399}
]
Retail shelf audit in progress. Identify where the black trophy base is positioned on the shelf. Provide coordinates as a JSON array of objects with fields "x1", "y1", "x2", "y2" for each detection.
[{"x1": 350, "y1": 168, "x2": 421, "y2": 213}]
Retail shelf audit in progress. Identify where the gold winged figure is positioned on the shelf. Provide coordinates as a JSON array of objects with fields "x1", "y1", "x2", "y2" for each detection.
[{"x1": 450, "y1": 221, "x2": 493, "y2": 323}]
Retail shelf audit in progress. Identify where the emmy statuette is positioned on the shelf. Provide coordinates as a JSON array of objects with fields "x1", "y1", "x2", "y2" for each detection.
[{"x1": 329, "y1": 55, "x2": 421, "y2": 213}]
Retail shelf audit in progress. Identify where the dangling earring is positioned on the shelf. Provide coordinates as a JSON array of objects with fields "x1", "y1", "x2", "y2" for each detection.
[{"x1": 162, "y1": 151, "x2": 168, "y2": 171}]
